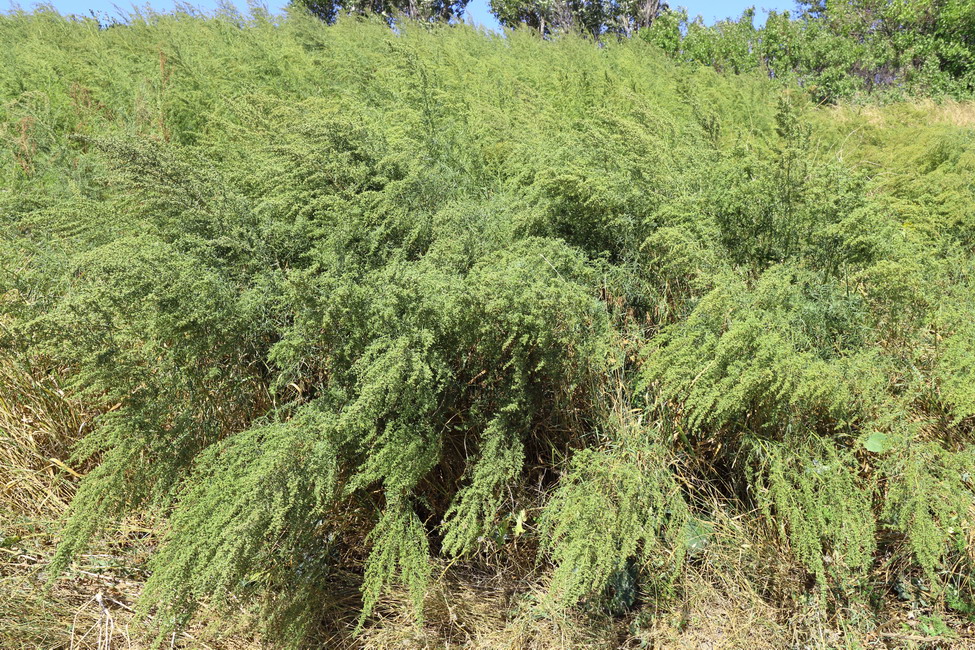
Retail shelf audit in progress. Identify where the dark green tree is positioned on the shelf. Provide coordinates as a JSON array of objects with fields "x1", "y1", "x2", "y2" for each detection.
[
  {"x1": 490, "y1": 0, "x2": 667, "y2": 38},
  {"x1": 290, "y1": 0, "x2": 468, "y2": 23}
]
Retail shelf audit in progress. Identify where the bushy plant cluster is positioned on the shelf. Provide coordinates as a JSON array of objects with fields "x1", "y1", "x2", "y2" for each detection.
[
  {"x1": 288, "y1": 0, "x2": 975, "y2": 101},
  {"x1": 643, "y1": 1, "x2": 975, "y2": 102},
  {"x1": 2, "y1": 8, "x2": 975, "y2": 645}
]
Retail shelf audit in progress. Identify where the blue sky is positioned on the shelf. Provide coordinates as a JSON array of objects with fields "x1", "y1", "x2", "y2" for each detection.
[{"x1": 8, "y1": 0, "x2": 796, "y2": 29}]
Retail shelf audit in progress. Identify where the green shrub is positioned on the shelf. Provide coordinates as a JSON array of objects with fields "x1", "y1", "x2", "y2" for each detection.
[{"x1": 1, "y1": 9, "x2": 974, "y2": 646}]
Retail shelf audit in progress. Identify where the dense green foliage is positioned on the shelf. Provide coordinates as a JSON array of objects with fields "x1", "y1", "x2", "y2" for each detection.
[
  {"x1": 644, "y1": 0, "x2": 975, "y2": 101},
  {"x1": 283, "y1": 0, "x2": 975, "y2": 101},
  {"x1": 2, "y1": 6, "x2": 975, "y2": 646}
]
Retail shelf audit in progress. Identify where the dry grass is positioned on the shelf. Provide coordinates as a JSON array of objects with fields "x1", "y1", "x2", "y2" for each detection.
[
  {"x1": 353, "y1": 564, "x2": 626, "y2": 650},
  {"x1": 6, "y1": 501, "x2": 975, "y2": 649},
  {"x1": 0, "y1": 353, "x2": 86, "y2": 518},
  {"x1": 1, "y1": 516, "x2": 145, "y2": 650},
  {"x1": 827, "y1": 99, "x2": 975, "y2": 129},
  {"x1": 629, "y1": 501, "x2": 792, "y2": 650},
  {"x1": 1, "y1": 517, "x2": 268, "y2": 650},
  {"x1": 0, "y1": 352, "x2": 259, "y2": 650}
]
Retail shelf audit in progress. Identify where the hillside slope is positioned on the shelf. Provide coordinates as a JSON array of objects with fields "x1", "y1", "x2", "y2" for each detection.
[{"x1": 2, "y1": 10, "x2": 975, "y2": 648}]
